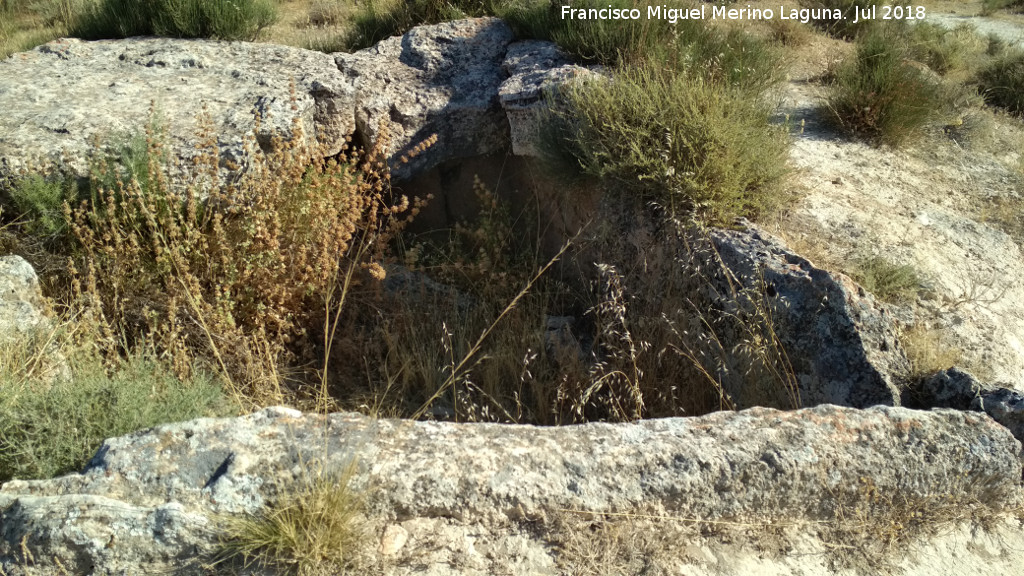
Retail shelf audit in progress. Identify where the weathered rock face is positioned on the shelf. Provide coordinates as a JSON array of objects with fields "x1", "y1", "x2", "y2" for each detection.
[
  {"x1": 498, "y1": 40, "x2": 598, "y2": 157},
  {"x1": 712, "y1": 224, "x2": 910, "y2": 408},
  {"x1": 0, "y1": 405, "x2": 1020, "y2": 575},
  {"x1": 0, "y1": 256, "x2": 47, "y2": 337},
  {"x1": 336, "y1": 17, "x2": 515, "y2": 180},
  {"x1": 0, "y1": 37, "x2": 355, "y2": 186},
  {"x1": 916, "y1": 367, "x2": 1024, "y2": 442},
  {"x1": 781, "y1": 79, "x2": 1024, "y2": 387},
  {"x1": 0, "y1": 20, "x2": 597, "y2": 196}
]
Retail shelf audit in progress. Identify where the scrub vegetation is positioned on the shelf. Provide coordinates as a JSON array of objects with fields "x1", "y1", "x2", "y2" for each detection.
[{"x1": 3, "y1": 1, "x2": 1023, "y2": 572}]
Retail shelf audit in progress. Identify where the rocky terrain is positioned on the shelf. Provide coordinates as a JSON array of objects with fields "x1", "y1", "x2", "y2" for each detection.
[
  {"x1": 1, "y1": 7, "x2": 1024, "y2": 576},
  {"x1": 2, "y1": 405, "x2": 1022, "y2": 575}
]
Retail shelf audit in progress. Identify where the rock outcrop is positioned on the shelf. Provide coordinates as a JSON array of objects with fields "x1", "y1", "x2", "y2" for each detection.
[
  {"x1": 916, "y1": 367, "x2": 1024, "y2": 442},
  {"x1": 337, "y1": 17, "x2": 515, "y2": 180},
  {"x1": 0, "y1": 37, "x2": 355, "y2": 186},
  {"x1": 1, "y1": 405, "x2": 1021, "y2": 575},
  {"x1": 498, "y1": 40, "x2": 598, "y2": 157},
  {"x1": 0, "y1": 255, "x2": 48, "y2": 338},
  {"x1": 712, "y1": 224, "x2": 910, "y2": 408},
  {"x1": 2, "y1": 18, "x2": 1024, "y2": 576},
  {"x1": 0, "y1": 19, "x2": 596, "y2": 195}
]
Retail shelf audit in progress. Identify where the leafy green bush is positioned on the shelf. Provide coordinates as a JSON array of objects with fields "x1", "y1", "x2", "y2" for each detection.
[
  {"x1": 824, "y1": 29, "x2": 945, "y2": 146},
  {"x1": 546, "y1": 66, "x2": 789, "y2": 223},
  {"x1": 71, "y1": 0, "x2": 277, "y2": 41},
  {"x1": 977, "y1": 49, "x2": 1024, "y2": 115},
  {"x1": 0, "y1": 351, "x2": 231, "y2": 482}
]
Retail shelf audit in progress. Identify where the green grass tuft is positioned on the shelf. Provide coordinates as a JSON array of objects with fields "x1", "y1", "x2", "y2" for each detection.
[
  {"x1": 982, "y1": 0, "x2": 1024, "y2": 16},
  {"x1": 341, "y1": 0, "x2": 499, "y2": 50},
  {"x1": 5, "y1": 173, "x2": 77, "y2": 238},
  {"x1": 903, "y1": 21, "x2": 983, "y2": 76},
  {"x1": 848, "y1": 255, "x2": 921, "y2": 303},
  {"x1": 217, "y1": 461, "x2": 367, "y2": 575}
]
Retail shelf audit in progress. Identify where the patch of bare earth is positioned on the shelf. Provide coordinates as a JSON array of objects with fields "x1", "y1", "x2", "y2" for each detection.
[{"x1": 768, "y1": 29, "x2": 1024, "y2": 385}]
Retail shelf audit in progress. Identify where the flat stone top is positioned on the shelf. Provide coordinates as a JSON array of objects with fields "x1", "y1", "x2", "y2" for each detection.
[
  {"x1": 0, "y1": 37, "x2": 354, "y2": 182},
  {"x1": 2, "y1": 404, "x2": 1019, "y2": 524}
]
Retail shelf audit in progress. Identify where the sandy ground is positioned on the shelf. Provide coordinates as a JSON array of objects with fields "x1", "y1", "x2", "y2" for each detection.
[{"x1": 770, "y1": 12, "x2": 1024, "y2": 385}]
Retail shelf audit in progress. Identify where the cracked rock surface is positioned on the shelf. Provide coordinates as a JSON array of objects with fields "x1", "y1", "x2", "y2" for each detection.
[{"x1": 1, "y1": 405, "x2": 1020, "y2": 574}]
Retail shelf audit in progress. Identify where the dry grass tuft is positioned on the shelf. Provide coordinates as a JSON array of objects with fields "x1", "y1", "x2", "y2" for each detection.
[
  {"x1": 900, "y1": 325, "x2": 962, "y2": 379},
  {"x1": 215, "y1": 460, "x2": 368, "y2": 575},
  {"x1": 63, "y1": 98, "x2": 425, "y2": 409},
  {"x1": 821, "y1": 472, "x2": 1017, "y2": 571},
  {"x1": 980, "y1": 193, "x2": 1024, "y2": 245},
  {"x1": 359, "y1": 190, "x2": 801, "y2": 424},
  {"x1": 766, "y1": 17, "x2": 815, "y2": 47}
]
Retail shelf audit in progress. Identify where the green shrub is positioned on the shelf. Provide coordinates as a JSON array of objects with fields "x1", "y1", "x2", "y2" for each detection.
[
  {"x1": 0, "y1": 350, "x2": 231, "y2": 482},
  {"x1": 903, "y1": 22, "x2": 982, "y2": 75},
  {"x1": 0, "y1": 0, "x2": 71, "y2": 59},
  {"x1": 505, "y1": 0, "x2": 787, "y2": 222},
  {"x1": 3, "y1": 127, "x2": 161, "y2": 240},
  {"x1": 217, "y1": 461, "x2": 368, "y2": 575},
  {"x1": 824, "y1": 29, "x2": 945, "y2": 146},
  {"x1": 977, "y1": 49, "x2": 1024, "y2": 115},
  {"x1": 987, "y1": 33, "x2": 1008, "y2": 57},
  {"x1": 342, "y1": 0, "x2": 498, "y2": 50},
  {"x1": 501, "y1": 0, "x2": 661, "y2": 66},
  {"x1": 503, "y1": 0, "x2": 783, "y2": 94},
  {"x1": 545, "y1": 66, "x2": 789, "y2": 223},
  {"x1": 71, "y1": 0, "x2": 278, "y2": 41},
  {"x1": 6, "y1": 173, "x2": 77, "y2": 237},
  {"x1": 982, "y1": 0, "x2": 1024, "y2": 15}
]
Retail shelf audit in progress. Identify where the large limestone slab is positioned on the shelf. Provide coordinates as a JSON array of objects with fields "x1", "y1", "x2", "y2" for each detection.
[
  {"x1": 712, "y1": 224, "x2": 910, "y2": 408},
  {"x1": 1, "y1": 405, "x2": 1020, "y2": 574},
  {"x1": 336, "y1": 17, "x2": 515, "y2": 180},
  {"x1": 0, "y1": 37, "x2": 354, "y2": 187}
]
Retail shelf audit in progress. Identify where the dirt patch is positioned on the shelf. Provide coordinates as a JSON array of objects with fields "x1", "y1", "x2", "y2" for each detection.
[{"x1": 768, "y1": 24, "x2": 1024, "y2": 385}]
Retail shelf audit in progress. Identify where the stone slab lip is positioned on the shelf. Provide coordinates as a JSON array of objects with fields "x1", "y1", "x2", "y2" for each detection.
[{"x1": 2, "y1": 404, "x2": 1021, "y2": 574}]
